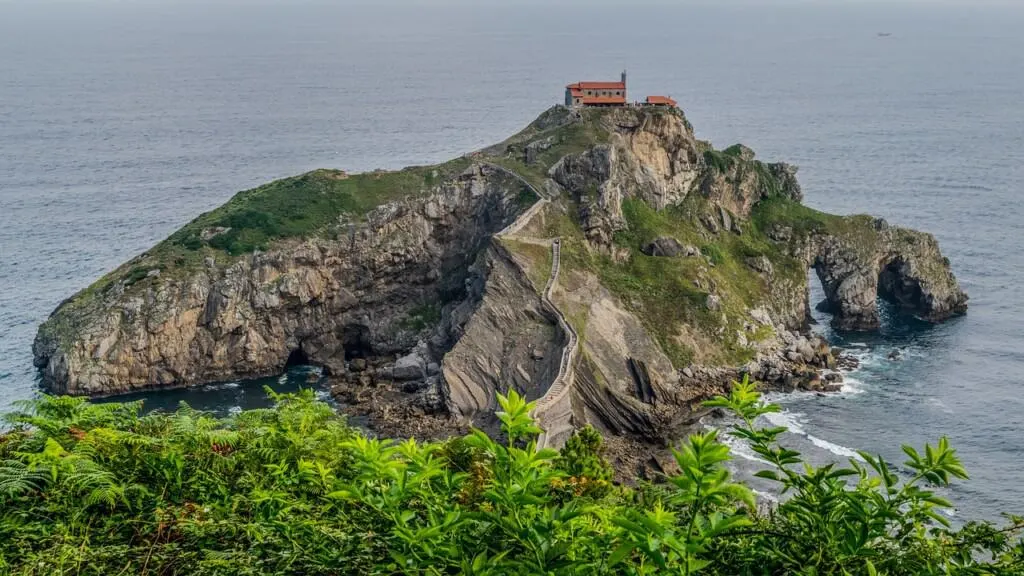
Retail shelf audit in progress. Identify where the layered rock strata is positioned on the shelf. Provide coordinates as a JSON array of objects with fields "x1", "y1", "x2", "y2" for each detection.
[{"x1": 35, "y1": 105, "x2": 967, "y2": 463}]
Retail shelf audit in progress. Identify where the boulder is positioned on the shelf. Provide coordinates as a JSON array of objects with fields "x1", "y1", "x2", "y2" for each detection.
[
  {"x1": 392, "y1": 352, "x2": 427, "y2": 381},
  {"x1": 796, "y1": 340, "x2": 816, "y2": 363},
  {"x1": 641, "y1": 237, "x2": 686, "y2": 257},
  {"x1": 524, "y1": 136, "x2": 555, "y2": 164},
  {"x1": 700, "y1": 213, "x2": 720, "y2": 233}
]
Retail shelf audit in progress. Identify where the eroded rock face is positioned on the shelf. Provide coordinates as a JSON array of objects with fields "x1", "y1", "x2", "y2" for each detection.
[
  {"x1": 440, "y1": 242, "x2": 563, "y2": 424},
  {"x1": 34, "y1": 105, "x2": 968, "y2": 466},
  {"x1": 699, "y1": 154, "x2": 802, "y2": 218},
  {"x1": 33, "y1": 165, "x2": 527, "y2": 396},
  {"x1": 811, "y1": 221, "x2": 969, "y2": 331},
  {"x1": 550, "y1": 108, "x2": 703, "y2": 249}
]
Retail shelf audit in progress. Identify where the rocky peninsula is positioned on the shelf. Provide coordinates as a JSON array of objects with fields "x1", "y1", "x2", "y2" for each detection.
[{"x1": 33, "y1": 106, "x2": 967, "y2": 470}]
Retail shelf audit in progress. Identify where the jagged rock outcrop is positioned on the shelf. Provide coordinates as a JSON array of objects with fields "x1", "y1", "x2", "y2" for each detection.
[
  {"x1": 641, "y1": 237, "x2": 698, "y2": 258},
  {"x1": 699, "y1": 146, "x2": 802, "y2": 217},
  {"x1": 440, "y1": 242, "x2": 564, "y2": 423},
  {"x1": 34, "y1": 104, "x2": 967, "y2": 464},
  {"x1": 34, "y1": 164, "x2": 529, "y2": 396},
  {"x1": 810, "y1": 219, "x2": 968, "y2": 330},
  {"x1": 550, "y1": 108, "x2": 703, "y2": 249}
]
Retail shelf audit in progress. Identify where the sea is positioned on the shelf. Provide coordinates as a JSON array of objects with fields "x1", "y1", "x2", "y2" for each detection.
[{"x1": 1, "y1": 1, "x2": 1022, "y2": 522}]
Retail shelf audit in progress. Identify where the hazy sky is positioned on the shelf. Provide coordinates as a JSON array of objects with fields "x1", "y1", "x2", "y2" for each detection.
[{"x1": 1, "y1": 0, "x2": 1020, "y2": 4}]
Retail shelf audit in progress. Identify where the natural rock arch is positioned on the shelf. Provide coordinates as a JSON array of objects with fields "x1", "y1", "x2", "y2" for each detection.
[{"x1": 810, "y1": 221, "x2": 968, "y2": 331}]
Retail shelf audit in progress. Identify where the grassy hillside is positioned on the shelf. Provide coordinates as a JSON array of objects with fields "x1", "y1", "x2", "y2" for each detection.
[{"x1": 76, "y1": 159, "x2": 473, "y2": 302}]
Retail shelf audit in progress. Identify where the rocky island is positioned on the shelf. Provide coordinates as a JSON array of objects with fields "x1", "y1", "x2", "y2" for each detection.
[{"x1": 33, "y1": 106, "x2": 967, "y2": 471}]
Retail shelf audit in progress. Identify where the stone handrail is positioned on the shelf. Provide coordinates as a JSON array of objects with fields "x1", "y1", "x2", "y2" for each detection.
[
  {"x1": 497, "y1": 196, "x2": 548, "y2": 238},
  {"x1": 480, "y1": 160, "x2": 579, "y2": 449},
  {"x1": 532, "y1": 238, "x2": 579, "y2": 449}
]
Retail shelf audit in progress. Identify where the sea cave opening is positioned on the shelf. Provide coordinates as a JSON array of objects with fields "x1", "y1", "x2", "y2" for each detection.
[
  {"x1": 342, "y1": 323, "x2": 373, "y2": 361},
  {"x1": 285, "y1": 347, "x2": 310, "y2": 368},
  {"x1": 878, "y1": 259, "x2": 924, "y2": 313}
]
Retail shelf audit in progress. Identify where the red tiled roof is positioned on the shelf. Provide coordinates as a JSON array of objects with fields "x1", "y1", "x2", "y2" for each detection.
[
  {"x1": 646, "y1": 95, "x2": 677, "y2": 106},
  {"x1": 579, "y1": 96, "x2": 627, "y2": 105},
  {"x1": 567, "y1": 81, "x2": 626, "y2": 90}
]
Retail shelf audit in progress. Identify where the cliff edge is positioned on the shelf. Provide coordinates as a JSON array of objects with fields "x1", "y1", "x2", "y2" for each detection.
[{"x1": 34, "y1": 106, "x2": 967, "y2": 465}]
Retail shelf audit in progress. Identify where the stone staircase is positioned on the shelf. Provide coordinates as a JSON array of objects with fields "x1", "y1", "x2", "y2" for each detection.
[
  {"x1": 532, "y1": 238, "x2": 579, "y2": 450},
  {"x1": 482, "y1": 161, "x2": 579, "y2": 450}
]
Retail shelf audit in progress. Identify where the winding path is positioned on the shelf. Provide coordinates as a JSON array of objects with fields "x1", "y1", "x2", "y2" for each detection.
[{"x1": 485, "y1": 161, "x2": 579, "y2": 449}]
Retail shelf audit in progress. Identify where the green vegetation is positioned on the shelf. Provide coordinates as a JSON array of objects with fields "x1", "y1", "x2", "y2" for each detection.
[
  {"x1": 498, "y1": 238, "x2": 554, "y2": 293},
  {"x1": 1, "y1": 382, "x2": 1021, "y2": 574},
  {"x1": 168, "y1": 162, "x2": 469, "y2": 257},
  {"x1": 587, "y1": 197, "x2": 807, "y2": 366},
  {"x1": 750, "y1": 194, "x2": 836, "y2": 238},
  {"x1": 402, "y1": 303, "x2": 443, "y2": 332}
]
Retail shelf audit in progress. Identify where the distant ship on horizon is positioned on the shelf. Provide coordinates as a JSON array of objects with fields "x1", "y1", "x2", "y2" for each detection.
[{"x1": 877, "y1": 32, "x2": 893, "y2": 37}]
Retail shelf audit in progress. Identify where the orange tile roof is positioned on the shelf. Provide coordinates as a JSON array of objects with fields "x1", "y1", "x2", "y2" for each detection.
[
  {"x1": 567, "y1": 81, "x2": 626, "y2": 91},
  {"x1": 646, "y1": 95, "x2": 677, "y2": 106}
]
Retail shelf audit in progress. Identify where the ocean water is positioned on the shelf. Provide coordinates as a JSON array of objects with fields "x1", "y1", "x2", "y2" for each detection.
[{"x1": 2, "y1": 1, "x2": 1023, "y2": 521}]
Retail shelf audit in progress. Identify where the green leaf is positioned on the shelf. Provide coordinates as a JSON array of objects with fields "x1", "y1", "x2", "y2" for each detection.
[{"x1": 608, "y1": 542, "x2": 634, "y2": 566}]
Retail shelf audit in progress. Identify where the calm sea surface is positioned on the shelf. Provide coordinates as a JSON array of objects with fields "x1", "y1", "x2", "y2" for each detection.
[{"x1": 2, "y1": 1, "x2": 1022, "y2": 521}]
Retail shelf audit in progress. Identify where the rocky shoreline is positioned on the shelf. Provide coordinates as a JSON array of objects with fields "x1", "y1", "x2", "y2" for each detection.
[{"x1": 32, "y1": 106, "x2": 966, "y2": 475}]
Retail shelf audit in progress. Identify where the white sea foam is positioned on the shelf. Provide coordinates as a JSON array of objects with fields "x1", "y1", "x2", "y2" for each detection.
[
  {"x1": 751, "y1": 489, "x2": 780, "y2": 504},
  {"x1": 839, "y1": 376, "x2": 866, "y2": 396},
  {"x1": 926, "y1": 396, "x2": 954, "y2": 414},
  {"x1": 720, "y1": 431, "x2": 772, "y2": 466},
  {"x1": 762, "y1": 411, "x2": 864, "y2": 461},
  {"x1": 201, "y1": 381, "x2": 241, "y2": 391}
]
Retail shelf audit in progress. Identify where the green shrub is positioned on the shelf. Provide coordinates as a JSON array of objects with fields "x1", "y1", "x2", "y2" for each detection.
[
  {"x1": 701, "y1": 243, "x2": 726, "y2": 266},
  {"x1": 0, "y1": 384, "x2": 1020, "y2": 574},
  {"x1": 703, "y1": 149, "x2": 737, "y2": 174},
  {"x1": 402, "y1": 303, "x2": 442, "y2": 332},
  {"x1": 121, "y1": 266, "x2": 152, "y2": 287}
]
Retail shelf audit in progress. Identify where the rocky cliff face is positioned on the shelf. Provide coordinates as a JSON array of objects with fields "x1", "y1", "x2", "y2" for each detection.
[
  {"x1": 440, "y1": 241, "x2": 564, "y2": 422},
  {"x1": 35, "y1": 105, "x2": 967, "y2": 467},
  {"x1": 34, "y1": 164, "x2": 529, "y2": 396}
]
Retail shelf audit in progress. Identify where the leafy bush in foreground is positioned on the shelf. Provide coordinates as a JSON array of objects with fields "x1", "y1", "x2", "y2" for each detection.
[{"x1": 0, "y1": 381, "x2": 1021, "y2": 575}]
